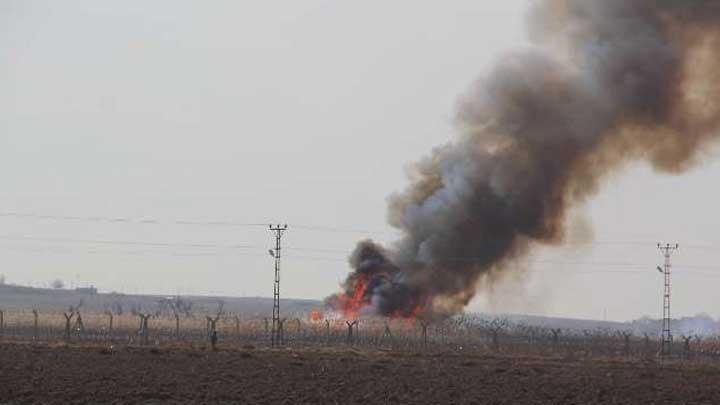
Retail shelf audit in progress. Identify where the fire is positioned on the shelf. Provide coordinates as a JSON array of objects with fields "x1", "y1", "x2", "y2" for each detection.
[
  {"x1": 309, "y1": 309, "x2": 323, "y2": 322},
  {"x1": 333, "y1": 272, "x2": 432, "y2": 320},
  {"x1": 387, "y1": 295, "x2": 430, "y2": 322},
  {"x1": 391, "y1": 303, "x2": 425, "y2": 321},
  {"x1": 336, "y1": 274, "x2": 370, "y2": 318}
]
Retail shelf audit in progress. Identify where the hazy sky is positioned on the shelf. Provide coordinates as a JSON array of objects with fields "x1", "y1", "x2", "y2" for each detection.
[{"x1": 3, "y1": 0, "x2": 720, "y2": 321}]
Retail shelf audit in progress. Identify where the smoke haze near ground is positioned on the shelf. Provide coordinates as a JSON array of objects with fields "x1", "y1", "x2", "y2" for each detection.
[{"x1": 331, "y1": 0, "x2": 720, "y2": 317}]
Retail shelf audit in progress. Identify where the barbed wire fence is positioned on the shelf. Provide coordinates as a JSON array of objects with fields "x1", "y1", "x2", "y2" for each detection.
[{"x1": 1, "y1": 308, "x2": 719, "y2": 362}]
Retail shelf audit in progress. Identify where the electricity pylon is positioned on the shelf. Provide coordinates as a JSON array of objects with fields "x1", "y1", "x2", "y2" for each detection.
[
  {"x1": 657, "y1": 243, "x2": 678, "y2": 357},
  {"x1": 269, "y1": 224, "x2": 287, "y2": 347}
]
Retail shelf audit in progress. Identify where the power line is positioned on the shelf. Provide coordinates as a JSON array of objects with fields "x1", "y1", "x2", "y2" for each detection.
[
  {"x1": 0, "y1": 211, "x2": 396, "y2": 235},
  {"x1": 285, "y1": 246, "x2": 349, "y2": 253},
  {"x1": 6, "y1": 211, "x2": 720, "y2": 251},
  {"x1": 0, "y1": 235, "x2": 260, "y2": 250},
  {"x1": 292, "y1": 224, "x2": 398, "y2": 235},
  {"x1": 1, "y1": 233, "x2": 720, "y2": 269},
  {"x1": 0, "y1": 212, "x2": 268, "y2": 228},
  {"x1": 0, "y1": 244, "x2": 353, "y2": 263},
  {"x1": 0, "y1": 244, "x2": 272, "y2": 258},
  {"x1": 0, "y1": 234, "x2": 351, "y2": 256},
  {"x1": 1, "y1": 229, "x2": 720, "y2": 279}
]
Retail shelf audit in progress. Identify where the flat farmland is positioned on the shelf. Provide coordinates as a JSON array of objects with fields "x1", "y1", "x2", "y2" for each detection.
[{"x1": 1, "y1": 342, "x2": 719, "y2": 404}]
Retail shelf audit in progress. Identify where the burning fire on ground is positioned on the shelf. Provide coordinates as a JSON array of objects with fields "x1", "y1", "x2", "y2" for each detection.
[{"x1": 309, "y1": 309, "x2": 324, "y2": 322}]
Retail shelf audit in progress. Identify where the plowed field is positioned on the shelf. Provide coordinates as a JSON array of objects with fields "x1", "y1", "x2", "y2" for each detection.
[{"x1": 1, "y1": 342, "x2": 719, "y2": 404}]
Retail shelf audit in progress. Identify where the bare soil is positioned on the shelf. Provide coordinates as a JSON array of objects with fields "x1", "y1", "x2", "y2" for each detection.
[{"x1": 1, "y1": 342, "x2": 719, "y2": 404}]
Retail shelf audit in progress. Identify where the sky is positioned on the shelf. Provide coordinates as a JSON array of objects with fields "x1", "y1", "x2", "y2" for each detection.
[{"x1": 3, "y1": 0, "x2": 720, "y2": 322}]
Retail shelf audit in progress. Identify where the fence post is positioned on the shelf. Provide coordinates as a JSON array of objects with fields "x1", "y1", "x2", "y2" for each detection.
[
  {"x1": 32, "y1": 310, "x2": 39, "y2": 341},
  {"x1": 106, "y1": 311, "x2": 114, "y2": 339},
  {"x1": 75, "y1": 311, "x2": 85, "y2": 339},
  {"x1": 278, "y1": 318, "x2": 286, "y2": 345},
  {"x1": 681, "y1": 335, "x2": 693, "y2": 359},
  {"x1": 325, "y1": 320, "x2": 331, "y2": 345},
  {"x1": 381, "y1": 321, "x2": 394, "y2": 349},
  {"x1": 346, "y1": 320, "x2": 358, "y2": 346},
  {"x1": 138, "y1": 313, "x2": 151, "y2": 345},
  {"x1": 420, "y1": 320, "x2": 430, "y2": 350},
  {"x1": 63, "y1": 311, "x2": 75, "y2": 341},
  {"x1": 551, "y1": 329, "x2": 561, "y2": 353},
  {"x1": 174, "y1": 313, "x2": 180, "y2": 340}
]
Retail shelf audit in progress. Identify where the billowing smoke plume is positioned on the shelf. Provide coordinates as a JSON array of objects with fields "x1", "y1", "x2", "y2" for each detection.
[{"x1": 328, "y1": 0, "x2": 720, "y2": 317}]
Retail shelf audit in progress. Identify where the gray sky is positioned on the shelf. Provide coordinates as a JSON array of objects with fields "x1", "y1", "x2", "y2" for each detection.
[{"x1": 3, "y1": 0, "x2": 720, "y2": 321}]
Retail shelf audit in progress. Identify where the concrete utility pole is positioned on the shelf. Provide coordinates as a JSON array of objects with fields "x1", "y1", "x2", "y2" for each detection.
[
  {"x1": 269, "y1": 224, "x2": 287, "y2": 347},
  {"x1": 657, "y1": 243, "x2": 679, "y2": 356}
]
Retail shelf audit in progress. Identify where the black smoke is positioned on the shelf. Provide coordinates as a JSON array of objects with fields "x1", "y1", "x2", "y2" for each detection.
[{"x1": 330, "y1": 0, "x2": 720, "y2": 317}]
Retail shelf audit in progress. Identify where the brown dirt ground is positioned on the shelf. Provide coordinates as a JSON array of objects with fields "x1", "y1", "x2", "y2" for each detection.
[{"x1": 1, "y1": 342, "x2": 720, "y2": 404}]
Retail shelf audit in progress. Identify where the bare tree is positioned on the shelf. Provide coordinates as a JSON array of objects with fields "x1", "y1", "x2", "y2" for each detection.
[
  {"x1": 66, "y1": 300, "x2": 85, "y2": 338},
  {"x1": 165, "y1": 298, "x2": 182, "y2": 339},
  {"x1": 206, "y1": 300, "x2": 225, "y2": 341},
  {"x1": 618, "y1": 331, "x2": 633, "y2": 357},
  {"x1": 233, "y1": 315, "x2": 241, "y2": 337},
  {"x1": 482, "y1": 318, "x2": 508, "y2": 351},
  {"x1": 155, "y1": 296, "x2": 192, "y2": 340},
  {"x1": 681, "y1": 334, "x2": 696, "y2": 358},
  {"x1": 693, "y1": 335, "x2": 702, "y2": 358},
  {"x1": 157, "y1": 296, "x2": 194, "y2": 340},
  {"x1": 551, "y1": 328, "x2": 562, "y2": 351},
  {"x1": 112, "y1": 301, "x2": 124, "y2": 316},
  {"x1": 163, "y1": 296, "x2": 193, "y2": 317}
]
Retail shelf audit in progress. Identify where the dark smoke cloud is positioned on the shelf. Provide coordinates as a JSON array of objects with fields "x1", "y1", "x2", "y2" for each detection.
[{"x1": 329, "y1": 0, "x2": 720, "y2": 317}]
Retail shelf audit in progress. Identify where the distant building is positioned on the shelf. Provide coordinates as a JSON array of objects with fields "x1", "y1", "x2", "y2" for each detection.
[{"x1": 75, "y1": 285, "x2": 98, "y2": 295}]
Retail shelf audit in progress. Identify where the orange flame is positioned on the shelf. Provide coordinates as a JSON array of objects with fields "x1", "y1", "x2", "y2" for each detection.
[
  {"x1": 336, "y1": 274, "x2": 370, "y2": 318},
  {"x1": 309, "y1": 309, "x2": 323, "y2": 322},
  {"x1": 335, "y1": 274, "x2": 433, "y2": 320}
]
